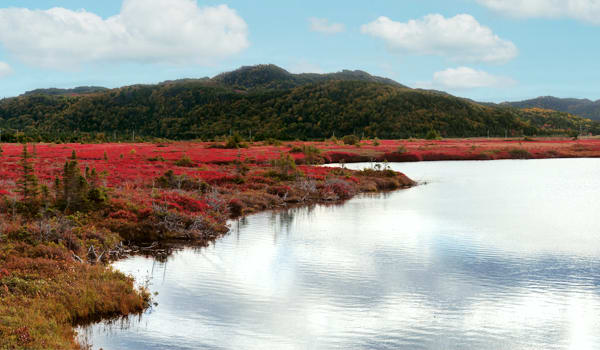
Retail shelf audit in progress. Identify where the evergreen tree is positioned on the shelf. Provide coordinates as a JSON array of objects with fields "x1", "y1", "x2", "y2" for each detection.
[
  {"x1": 16, "y1": 144, "x2": 40, "y2": 208},
  {"x1": 57, "y1": 151, "x2": 106, "y2": 212}
]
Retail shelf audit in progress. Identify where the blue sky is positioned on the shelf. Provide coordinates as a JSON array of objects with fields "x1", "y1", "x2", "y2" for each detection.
[{"x1": 0, "y1": 0, "x2": 599, "y2": 102}]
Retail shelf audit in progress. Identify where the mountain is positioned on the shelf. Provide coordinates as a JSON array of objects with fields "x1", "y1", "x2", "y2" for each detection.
[
  {"x1": 499, "y1": 96, "x2": 600, "y2": 121},
  {"x1": 22, "y1": 86, "x2": 109, "y2": 97},
  {"x1": 0, "y1": 65, "x2": 597, "y2": 142},
  {"x1": 212, "y1": 64, "x2": 406, "y2": 90}
]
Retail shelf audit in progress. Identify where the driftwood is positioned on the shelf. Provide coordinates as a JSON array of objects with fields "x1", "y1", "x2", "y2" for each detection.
[
  {"x1": 140, "y1": 242, "x2": 159, "y2": 251},
  {"x1": 72, "y1": 252, "x2": 83, "y2": 263},
  {"x1": 108, "y1": 242, "x2": 133, "y2": 259},
  {"x1": 87, "y1": 245, "x2": 105, "y2": 264},
  {"x1": 72, "y1": 241, "x2": 170, "y2": 263}
]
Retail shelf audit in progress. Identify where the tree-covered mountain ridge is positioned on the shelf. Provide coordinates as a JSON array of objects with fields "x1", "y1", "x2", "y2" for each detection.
[
  {"x1": 496, "y1": 96, "x2": 600, "y2": 121},
  {"x1": 1, "y1": 64, "x2": 598, "y2": 142}
]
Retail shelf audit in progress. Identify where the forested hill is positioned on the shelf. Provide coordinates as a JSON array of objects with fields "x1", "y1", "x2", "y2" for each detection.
[
  {"x1": 21, "y1": 86, "x2": 109, "y2": 97},
  {"x1": 212, "y1": 64, "x2": 405, "y2": 90},
  {"x1": 498, "y1": 96, "x2": 600, "y2": 121},
  {"x1": 0, "y1": 65, "x2": 598, "y2": 142}
]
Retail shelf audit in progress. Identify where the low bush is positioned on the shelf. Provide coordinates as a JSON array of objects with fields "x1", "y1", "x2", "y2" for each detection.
[
  {"x1": 508, "y1": 148, "x2": 533, "y2": 159},
  {"x1": 174, "y1": 154, "x2": 195, "y2": 167},
  {"x1": 425, "y1": 129, "x2": 442, "y2": 140},
  {"x1": 342, "y1": 135, "x2": 359, "y2": 145}
]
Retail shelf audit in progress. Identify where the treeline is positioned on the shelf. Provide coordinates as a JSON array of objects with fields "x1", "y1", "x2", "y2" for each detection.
[
  {"x1": 501, "y1": 96, "x2": 600, "y2": 121},
  {"x1": 0, "y1": 72, "x2": 598, "y2": 143}
]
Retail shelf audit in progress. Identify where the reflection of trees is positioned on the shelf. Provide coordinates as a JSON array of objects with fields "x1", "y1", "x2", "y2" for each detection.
[
  {"x1": 269, "y1": 209, "x2": 294, "y2": 242},
  {"x1": 278, "y1": 209, "x2": 295, "y2": 233},
  {"x1": 238, "y1": 216, "x2": 249, "y2": 229},
  {"x1": 77, "y1": 307, "x2": 147, "y2": 345},
  {"x1": 232, "y1": 217, "x2": 249, "y2": 242}
]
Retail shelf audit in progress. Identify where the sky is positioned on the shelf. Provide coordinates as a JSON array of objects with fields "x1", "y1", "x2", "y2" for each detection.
[{"x1": 0, "y1": 0, "x2": 599, "y2": 102}]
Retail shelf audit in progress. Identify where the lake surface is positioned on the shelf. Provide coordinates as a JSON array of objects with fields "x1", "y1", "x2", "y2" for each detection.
[{"x1": 79, "y1": 159, "x2": 600, "y2": 350}]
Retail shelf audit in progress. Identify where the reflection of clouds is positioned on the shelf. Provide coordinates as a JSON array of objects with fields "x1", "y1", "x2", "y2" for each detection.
[
  {"x1": 83, "y1": 159, "x2": 600, "y2": 349},
  {"x1": 346, "y1": 159, "x2": 600, "y2": 257},
  {"x1": 461, "y1": 290, "x2": 600, "y2": 350}
]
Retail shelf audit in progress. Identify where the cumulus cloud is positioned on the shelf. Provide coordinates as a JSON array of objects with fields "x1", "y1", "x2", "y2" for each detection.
[
  {"x1": 0, "y1": 0, "x2": 249, "y2": 69},
  {"x1": 309, "y1": 17, "x2": 345, "y2": 34},
  {"x1": 416, "y1": 67, "x2": 516, "y2": 89},
  {"x1": 477, "y1": 0, "x2": 600, "y2": 24},
  {"x1": 0, "y1": 62, "x2": 12, "y2": 78},
  {"x1": 361, "y1": 14, "x2": 517, "y2": 63}
]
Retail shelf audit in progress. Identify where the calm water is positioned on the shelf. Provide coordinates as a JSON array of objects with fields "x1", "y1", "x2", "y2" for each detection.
[{"x1": 80, "y1": 159, "x2": 600, "y2": 350}]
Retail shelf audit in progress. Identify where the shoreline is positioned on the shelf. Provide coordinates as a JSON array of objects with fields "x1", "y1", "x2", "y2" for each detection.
[{"x1": 0, "y1": 142, "x2": 414, "y2": 350}]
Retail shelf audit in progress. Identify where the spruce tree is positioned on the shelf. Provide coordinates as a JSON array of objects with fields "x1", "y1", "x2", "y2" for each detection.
[
  {"x1": 58, "y1": 151, "x2": 105, "y2": 212},
  {"x1": 60, "y1": 157, "x2": 89, "y2": 212},
  {"x1": 16, "y1": 144, "x2": 40, "y2": 210}
]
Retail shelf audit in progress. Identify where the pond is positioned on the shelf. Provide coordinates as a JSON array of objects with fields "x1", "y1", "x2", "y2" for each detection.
[{"x1": 79, "y1": 159, "x2": 600, "y2": 349}]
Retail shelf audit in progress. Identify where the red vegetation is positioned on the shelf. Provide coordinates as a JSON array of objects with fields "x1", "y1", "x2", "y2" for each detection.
[{"x1": 319, "y1": 138, "x2": 600, "y2": 163}]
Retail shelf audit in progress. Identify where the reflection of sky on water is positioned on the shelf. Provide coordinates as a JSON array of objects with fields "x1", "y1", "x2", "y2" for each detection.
[{"x1": 80, "y1": 159, "x2": 600, "y2": 350}]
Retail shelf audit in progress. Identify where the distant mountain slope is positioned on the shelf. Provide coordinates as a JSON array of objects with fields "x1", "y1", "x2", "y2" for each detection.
[
  {"x1": 500, "y1": 96, "x2": 600, "y2": 121},
  {"x1": 20, "y1": 65, "x2": 403, "y2": 97},
  {"x1": 212, "y1": 64, "x2": 406, "y2": 90},
  {"x1": 0, "y1": 65, "x2": 597, "y2": 142},
  {"x1": 22, "y1": 86, "x2": 109, "y2": 97}
]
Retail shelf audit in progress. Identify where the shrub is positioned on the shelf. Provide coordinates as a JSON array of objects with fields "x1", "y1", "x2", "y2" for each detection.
[
  {"x1": 357, "y1": 168, "x2": 397, "y2": 178},
  {"x1": 342, "y1": 135, "x2": 359, "y2": 145},
  {"x1": 270, "y1": 153, "x2": 297, "y2": 177},
  {"x1": 263, "y1": 170, "x2": 297, "y2": 182},
  {"x1": 207, "y1": 133, "x2": 248, "y2": 149},
  {"x1": 225, "y1": 133, "x2": 247, "y2": 149},
  {"x1": 228, "y1": 199, "x2": 244, "y2": 217},
  {"x1": 301, "y1": 145, "x2": 323, "y2": 165},
  {"x1": 155, "y1": 170, "x2": 208, "y2": 191},
  {"x1": 175, "y1": 154, "x2": 195, "y2": 167},
  {"x1": 264, "y1": 138, "x2": 282, "y2": 146},
  {"x1": 425, "y1": 129, "x2": 442, "y2": 140},
  {"x1": 267, "y1": 185, "x2": 292, "y2": 197},
  {"x1": 148, "y1": 155, "x2": 166, "y2": 162},
  {"x1": 322, "y1": 179, "x2": 355, "y2": 200},
  {"x1": 508, "y1": 148, "x2": 532, "y2": 159}
]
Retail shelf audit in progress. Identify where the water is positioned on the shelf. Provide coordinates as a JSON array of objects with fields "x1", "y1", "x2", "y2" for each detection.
[{"x1": 79, "y1": 159, "x2": 600, "y2": 349}]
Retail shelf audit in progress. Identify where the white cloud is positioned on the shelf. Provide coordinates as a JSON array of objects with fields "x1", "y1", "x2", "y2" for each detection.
[
  {"x1": 477, "y1": 0, "x2": 600, "y2": 24},
  {"x1": 361, "y1": 14, "x2": 517, "y2": 63},
  {"x1": 416, "y1": 67, "x2": 516, "y2": 89},
  {"x1": 0, "y1": 62, "x2": 12, "y2": 78},
  {"x1": 309, "y1": 17, "x2": 345, "y2": 34},
  {"x1": 0, "y1": 0, "x2": 249, "y2": 69}
]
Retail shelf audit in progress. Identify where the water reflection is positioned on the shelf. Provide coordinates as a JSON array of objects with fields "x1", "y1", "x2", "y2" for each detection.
[{"x1": 80, "y1": 159, "x2": 600, "y2": 350}]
